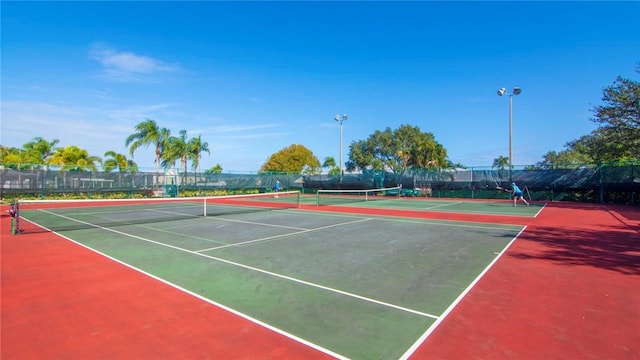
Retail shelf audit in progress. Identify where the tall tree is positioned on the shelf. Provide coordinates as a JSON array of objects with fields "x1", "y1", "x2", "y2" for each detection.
[
  {"x1": 537, "y1": 135, "x2": 593, "y2": 169},
  {"x1": 260, "y1": 144, "x2": 320, "y2": 174},
  {"x1": 49, "y1": 146, "x2": 101, "y2": 171},
  {"x1": 0, "y1": 145, "x2": 28, "y2": 170},
  {"x1": 205, "y1": 164, "x2": 223, "y2": 175},
  {"x1": 103, "y1": 151, "x2": 138, "y2": 173},
  {"x1": 187, "y1": 134, "x2": 210, "y2": 173},
  {"x1": 492, "y1": 156, "x2": 509, "y2": 171},
  {"x1": 103, "y1": 151, "x2": 138, "y2": 187},
  {"x1": 125, "y1": 119, "x2": 171, "y2": 177},
  {"x1": 410, "y1": 137, "x2": 448, "y2": 169},
  {"x1": 161, "y1": 129, "x2": 188, "y2": 175},
  {"x1": 348, "y1": 124, "x2": 448, "y2": 173},
  {"x1": 22, "y1": 137, "x2": 59, "y2": 168},
  {"x1": 588, "y1": 66, "x2": 640, "y2": 162},
  {"x1": 492, "y1": 156, "x2": 510, "y2": 180},
  {"x1": 322, "y1": 156, "x2": 340, "y2": 176},
  {"x1": 539, "y1": 66, "x2": 640, "y2": 166}
]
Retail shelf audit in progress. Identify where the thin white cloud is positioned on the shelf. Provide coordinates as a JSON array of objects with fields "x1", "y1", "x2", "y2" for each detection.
[
  {"x1": 1, "y1": 100, "x2": 162, "y2": 168},
  {"x1": 217, "y1": 132, "x2": 290, "y2": 140},
  {"x1": 89, "y1": 43, "x2": 180, "y2": 82},
  {"x1": 106, "y1": 103, "x2": 177, "y2": 121},
  {"x1": 1, "y1": 100, "x2": 293, "y2": 171},
  {"x1": 207, "y1": 124, "x2": 283, "y2": 133},
  {"x1": 2, "y1": 100, "x2": 127, "y2": 145}
]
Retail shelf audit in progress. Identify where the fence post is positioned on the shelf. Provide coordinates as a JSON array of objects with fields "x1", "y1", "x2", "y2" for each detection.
[{"x1": 598, "y1": 163, "x2": 604, "y2": 204}]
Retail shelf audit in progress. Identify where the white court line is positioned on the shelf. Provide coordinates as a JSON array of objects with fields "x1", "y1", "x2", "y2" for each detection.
[
  {"x1": 422, "y1": 201, "x2": 463, "y2": 210},
  {"x1": 296, "y1": 208, "x2": 523, "y2": 232},
  {"x1": 398, "y1": 226, "x2": 528, "y2": 360},
  {"x1": 533, "y1": 203, "x2": 547, "y2": 218},
  {"x1": 196, "y1": 217, "x2": 373, "y2": 252},
  {"x1": 57, "y1": 209, "x2": 228, "y2": 247},
  {"x1": 20, "y1": 213, "x2": 347, "y2": 360},
  {"x1": 149, "y1": 208, "x2": 309, "y2": 231},
  {"x1": 35, "y1": 209, "x2": 440, "y2": 321}
]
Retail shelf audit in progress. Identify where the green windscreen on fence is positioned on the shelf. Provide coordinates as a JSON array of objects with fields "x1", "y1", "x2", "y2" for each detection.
[{"x1": 2, "y1": 163, "x2": 638, "y2": 204}]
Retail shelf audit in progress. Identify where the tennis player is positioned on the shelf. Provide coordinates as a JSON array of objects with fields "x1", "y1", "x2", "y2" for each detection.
[
  {"x1": 274, "y1": 180, "x2": 281, "y2": 198},
  {"x1": 511, "y1": 182, "x2": 529, "y2": 207}
]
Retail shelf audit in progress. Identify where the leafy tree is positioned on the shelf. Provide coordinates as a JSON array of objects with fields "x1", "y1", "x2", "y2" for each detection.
[
  {"x1": 322, "y1": 156, "x2": 340, "y2": 176},
  {"x1": 260, "y1": 144, "x2": 321, "y2": 174},
  {"x1": 125, "y1": 119, "x2": 171, "y2": 176},
  {"x1": 447, "y1": 161, "x2": 466, "y2": 169},
  {"x1": 587, "y1": 65, "x2": 640, "y2": 162},
  {"x1": 103, "y1": 151, "x2": 138, "y2": 186},
  {"x1": 492, "y1": 156, "x2": 509, "y2": 171},
  {"x1": 49, "y1": 146, "x2": 101, "y2": 171},
  {"x1": 0, "y1": 138, "x2": 60, "y2": 170},
  {"x1": 22, "y1": 137, "x2": 59, "y2": 168},
  {"x1": 322, "y1": 156, "x2": 336, "y2": 168},
  {"x1": 103, "y1": 151, "x2": 138, "y2": 173},
  {"x1": 0, "y1": 145, "x2": 28, "y2": 170},
  {"x1": 188, "y1": 134, "x2": 210, "y2": 172},
  {"x1": 492, "y1": 156, "x2": 510, "y2": 180},
  {"x1": 348, "y1": 124, "x2": 448, "y2": 173},
  {"x1": 536, "y1": 135, "x2": 593, "y2": 169},
  {"x1": 538, "y1": 65, "x2": 639, "y2": 167},
  {"x1": 409, "y1": 136, "x2": 448, "y2": 169},
  {"x1": 205, "y1": 164, "x2": 223, "y2": 175},
  {"x1": 161, "y1": 129, "x2": 189, "y2": 174}
]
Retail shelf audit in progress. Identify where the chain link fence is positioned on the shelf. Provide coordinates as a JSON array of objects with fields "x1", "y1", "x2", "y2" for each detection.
[{"x1": 1, "y1": 164, "x2": 638, "y2": 205}]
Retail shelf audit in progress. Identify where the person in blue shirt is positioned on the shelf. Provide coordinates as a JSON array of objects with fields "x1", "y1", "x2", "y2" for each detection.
[
  {"x1": 273, "y1": 180, "x2": 281, "y2": 198},
  {"x1": 511, "y1": 182, "x2": 529, "y2": 207}
]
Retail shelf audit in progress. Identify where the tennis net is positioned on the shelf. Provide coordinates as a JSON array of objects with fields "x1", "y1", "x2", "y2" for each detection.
[
  {"x1": 316, "y1": 186, "x2": 402, "y2": 206},
  {"x1": 13, "y1": 191, "x2": 300, "y2": 234}
]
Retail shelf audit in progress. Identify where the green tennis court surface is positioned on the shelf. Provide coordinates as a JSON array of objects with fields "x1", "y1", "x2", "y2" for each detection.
[
  {"x1": 308, "y1": 194, "x2": 543, "y2": 217},
  {"x1": 19, "y1": 200, "x2": 525, "y2": 359}
]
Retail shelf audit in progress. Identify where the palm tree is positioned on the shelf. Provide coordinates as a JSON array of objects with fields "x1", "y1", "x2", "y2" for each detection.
[
  {"x1": 49, "y1": 146, "x2": 101, "y2": 171},
  {"x1": 492, "y1": 156, "x2": 510, "y2": 181},
  {"x1": 188, "y1": 134, "x2": 210, "y2": 173},
  {"x1": 49, "y1": 146, "x2": 101, "y2": 189},
  {"x1": 125, "y1": 119, "x2": 171, "y2": 187},
  {"x1": 22, "y1": 137, "x2": 59, "y2": 169},
  {"x1": 103, "y1": 151, "x2": 138, "y2": 173},
  {"x1": 161, "y1": 129, "x2": 189, "y2": 177},
  {"x1": 103, "y1": 151, "x2": 138, "y2": 188},
  {"x1": 204, "y1": 164, "x2": 223, "y2": 175},
  {"x1": 322, "y1": 156, "x2": 340, "y2": 176},
  {"x1": 0, "y1": 145, "x2": 27, "y2": 170}
]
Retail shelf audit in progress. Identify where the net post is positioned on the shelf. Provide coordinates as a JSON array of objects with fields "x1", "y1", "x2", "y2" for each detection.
[
  {"x1": 9, "y1": 200, "x2": 19, "y2": 235},
  {"x1": 203, "y1": 197, "x2": 207, "y2": 217}
]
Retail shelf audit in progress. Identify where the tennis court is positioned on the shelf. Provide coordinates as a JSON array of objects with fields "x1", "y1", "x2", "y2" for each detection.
[
  {"x1": 313, "y1": 194, "x2": 543, "y2": 217},
  {"x1": 13, "y1": 192, "x2": 528, "y2": 359}
]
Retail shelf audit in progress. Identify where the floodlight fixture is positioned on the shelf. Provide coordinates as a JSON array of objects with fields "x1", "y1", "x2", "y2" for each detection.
[
  {"x1": 334, "y1": 114, "x2": 348, "y2": 182},
  {"x1": 496, "y1": 86, "x2": 522, "y2": 183}
]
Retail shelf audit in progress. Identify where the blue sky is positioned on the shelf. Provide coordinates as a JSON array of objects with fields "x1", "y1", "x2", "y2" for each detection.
[{"x1": 2, "y1": 1, "x2": 639, "y2": 172}]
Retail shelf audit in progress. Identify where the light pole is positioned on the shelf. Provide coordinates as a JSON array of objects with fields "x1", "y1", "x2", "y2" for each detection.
[
  {"x1": 334, "y1": 114, "x2": 347, "y2": 181},
  {"x1": 497, "y1": 87, "x2": 521, "y2": 183}
]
